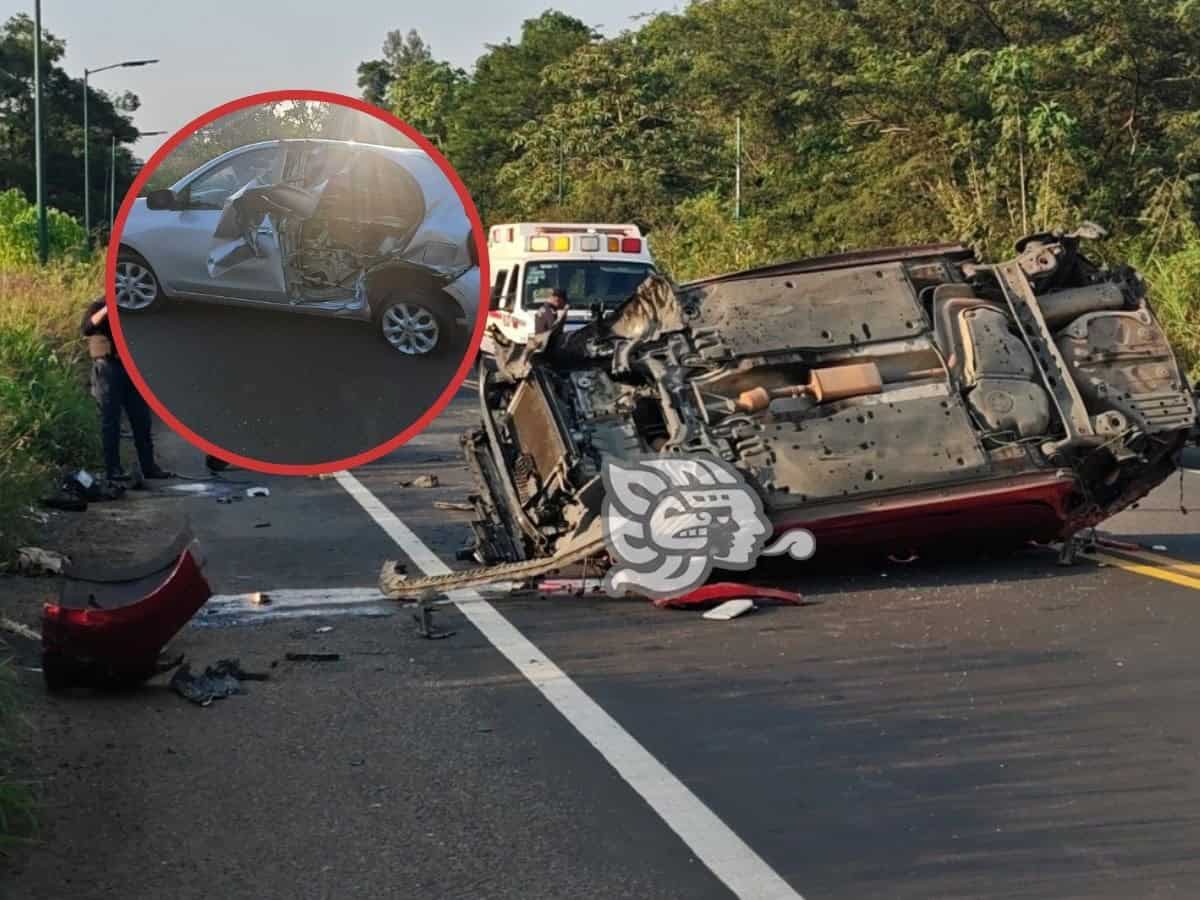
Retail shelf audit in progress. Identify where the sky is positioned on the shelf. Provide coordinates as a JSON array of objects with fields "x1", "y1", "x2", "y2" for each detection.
[{"x1": 5, "y1": 0, "x2": 675, "y2": 159}]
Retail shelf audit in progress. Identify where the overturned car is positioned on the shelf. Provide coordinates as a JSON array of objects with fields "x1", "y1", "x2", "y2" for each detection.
[
  {"x1": 117, "y1": 139, "x2": 479, "y2": 356},
  {"x1": 389, "y1": 227, "x2": 1197, "y2": 597}
]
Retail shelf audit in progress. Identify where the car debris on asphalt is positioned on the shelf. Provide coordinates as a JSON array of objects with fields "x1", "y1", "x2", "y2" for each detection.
[
  {"x1": 702, "y1": 599, "x2": 757, "y2": 621},
  {"x1": 284, "y1": 652, "x2": 341, "y2": 662},
  {"x1": 432, "y1": 500, "x2": 474, "y2": 512},
  {"x1": 246, "y1": 486, "x2": 270, "y2": 498},
  {"x1": 170, "y1": 658, "x2": 268, "y2": 707},
  {"x1": 1, "y1": 617, "x2": 41, "y2": 642},
  {"x1": 41, "y1": 539, "x2": 212, "y2": 691},
  {"x1": 11, "y1": 546, "x2": 71, "y2": 576},
  {"x1": 400, "y1": 474, "x2": 440, "y2": 488},
  {"x1": 413, "y1": 593, "x2": 455, "y2": 639}
]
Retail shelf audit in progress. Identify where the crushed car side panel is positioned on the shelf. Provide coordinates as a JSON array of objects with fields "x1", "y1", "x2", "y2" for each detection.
[{"x1": 205, "y1": 141, "x2": 473, "y2": 316}]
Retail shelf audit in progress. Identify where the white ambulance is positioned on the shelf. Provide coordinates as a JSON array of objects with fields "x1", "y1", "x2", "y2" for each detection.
[{"x1": 483, "y1": 223, "x2": 657, "y2": 352}]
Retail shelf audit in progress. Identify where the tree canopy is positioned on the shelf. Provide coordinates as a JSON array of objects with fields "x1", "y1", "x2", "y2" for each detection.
[
  {"x1": 0, "y1": 13, "x2": 142, "y2": 239},
  {"x1": 367, "y1": 1, "x2": 1200, "y2": 279}
]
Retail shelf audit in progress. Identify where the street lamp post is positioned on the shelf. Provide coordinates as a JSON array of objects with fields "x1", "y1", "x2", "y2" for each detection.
[
  {"x1": 82, "y1": 57, "x2": 157, "y2": 247},
  {"x1": 32, "y1": 0, "x2": 48, "y2": 263}
]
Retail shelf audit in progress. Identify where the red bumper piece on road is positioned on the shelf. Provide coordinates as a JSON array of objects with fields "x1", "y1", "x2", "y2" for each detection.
[
  {"x1": 41, "y1": 542, "x2": 212, "y2": 690},
  {"x1": 653, "y1": 582, "x2": 804, "y2": 610}
]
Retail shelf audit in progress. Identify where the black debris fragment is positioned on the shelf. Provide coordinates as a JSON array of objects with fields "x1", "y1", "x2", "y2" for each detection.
[
  {"x1": 170, "y1": 658, "x2": 268, "y2": 706},
  {"x1": 284, "y1": 652, "x2": 340, "y2": 662},
  {"x1": 414, "y1": 595, "x2": 455, "y2": 640}
]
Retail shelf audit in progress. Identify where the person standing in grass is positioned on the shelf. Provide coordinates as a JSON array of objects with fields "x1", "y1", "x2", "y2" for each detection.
[{"x1": 80, "y1": 296, "x2": 173, "y2": 483}]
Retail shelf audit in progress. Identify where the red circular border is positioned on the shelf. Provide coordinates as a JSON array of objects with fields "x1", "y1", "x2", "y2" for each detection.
[{"x1": 106, "y1": 89, "x2": 490, "y2": 476}]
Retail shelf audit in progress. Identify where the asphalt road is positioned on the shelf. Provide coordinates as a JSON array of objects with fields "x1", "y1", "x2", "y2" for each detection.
[
  {"x1": 7, "y1": 396, "x2": 1200, "y2": 899},
  {"x1": 116, "y1": 299, "x2": 471, "y2": 467}
]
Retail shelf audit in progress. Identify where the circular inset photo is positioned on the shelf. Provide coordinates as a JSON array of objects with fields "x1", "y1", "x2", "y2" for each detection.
[{"x1": 107, "y1": 90, "x2": 487, "y2": 474}]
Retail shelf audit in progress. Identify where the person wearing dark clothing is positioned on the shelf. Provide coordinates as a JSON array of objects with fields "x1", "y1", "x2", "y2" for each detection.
[
  {"x1": 534, "y1": 287, "x2": 569, "y2": 334},
  {"x1": 80, "y1": 297, "x2": 172, "y2": 482}
]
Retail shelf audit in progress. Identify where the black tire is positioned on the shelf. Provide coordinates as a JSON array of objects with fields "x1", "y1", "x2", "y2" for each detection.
[
  {"x1": 114, "y1": 249, "x2": 164, "y2": 313},
  {"x1": 372, "y1": 286, "x2": 454, "y2": 358}
]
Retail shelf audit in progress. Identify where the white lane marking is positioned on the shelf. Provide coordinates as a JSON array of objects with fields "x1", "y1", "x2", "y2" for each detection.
[
  {"x1": 207, "y1": 587, "x2": 384, "y2": 608},
  {"x1": 335, "y1": 469, "x2": 804, "y2": 900},
  {"x1": 196, "y1": 587, "x2": 395, "y2": 626},
  {"x1": 197, "y1": 605, "x2": 395, "y2": 627}
]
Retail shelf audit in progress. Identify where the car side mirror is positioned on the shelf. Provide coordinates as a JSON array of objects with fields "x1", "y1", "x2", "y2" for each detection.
[{"x1": 145, "y1": 189, "x2": 178, "y2": 211}]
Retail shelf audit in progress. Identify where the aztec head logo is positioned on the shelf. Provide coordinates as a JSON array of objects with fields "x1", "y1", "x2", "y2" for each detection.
[{"x1": 601, "y1": 454, "x2": 774, "y2": 598}]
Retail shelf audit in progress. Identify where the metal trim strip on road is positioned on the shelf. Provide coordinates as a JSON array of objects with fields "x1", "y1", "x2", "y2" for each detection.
[{"x1": 334, "y1": 469, "x2": 805, "y2": 900}]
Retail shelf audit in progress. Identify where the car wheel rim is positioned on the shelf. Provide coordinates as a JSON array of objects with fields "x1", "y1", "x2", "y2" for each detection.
[
  {"x1": 115, "y1": 261, "x2": 158, "y2": 310},
  {"x1": 382, "y1": 303, "x2": 440, "y2": 355}
]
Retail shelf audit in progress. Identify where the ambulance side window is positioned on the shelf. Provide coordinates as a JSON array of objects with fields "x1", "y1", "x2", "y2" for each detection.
[
  {"x1": 490, "y1": 269, "x2": 508, "y2": 310},
  {"x1": 505, "y1": 265, "x2": 520, "y2": 310}
]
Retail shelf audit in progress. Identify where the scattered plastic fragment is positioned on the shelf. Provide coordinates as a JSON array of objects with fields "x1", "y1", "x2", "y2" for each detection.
[
  {"x1": 1, "y1": 617, "x2": 40, "y2": 641},
  {"x1": 315, "y1": 626, "x2": 333, "y2": 634},
  {"x1": 284, "y1": 652, "x2": 340, "y2": 662},
  {"x1": 400, "y1": 474, "x2": 439, "y2": 488},
  {"x1": 702, "y1": 599, "x2": 756, "y2": 620},
  {"x1": 252, "y1": 591, "x2": 272, "y2": 606},
  {"x1": 1151, "y1": 544, "x2": 1169, "y2": 552},
  {"x1": 13, "y1": 546, "x2": 70, "y2": 576},
  {"x1": 433, "y1": 500, "x2": 473, "y2": 511},
  {"x1": 653, "y1": 582, "x2": 804, "y2": 610},
  {"x1": 247, "y1": 487, "x2": 270, "y2": 498}
]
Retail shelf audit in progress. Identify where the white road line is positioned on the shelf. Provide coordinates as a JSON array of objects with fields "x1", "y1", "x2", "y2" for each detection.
[
  {"x1": 208, "y1": 587, "x2": 385, "y2": 608},
  {"x1": 196, "y1": 586, "x2": 396, "y2": 626},
  {"x1": 334, "y1": 469, "x2": 803, "y2": 900}
]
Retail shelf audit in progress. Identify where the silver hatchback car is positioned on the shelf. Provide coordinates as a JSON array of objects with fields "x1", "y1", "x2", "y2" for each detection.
[{"x1": 116, "y1": 139, "x2": 480, "y2": 356}]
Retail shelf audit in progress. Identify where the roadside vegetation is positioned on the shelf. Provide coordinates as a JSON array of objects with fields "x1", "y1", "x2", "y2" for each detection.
[
  {"x1": 0, "y1": 194, "x2": 92, "y2": 847},
  {"x1": 0, "y1": 190, "x2": 101, "y2": 559},
  {"x1": 361, "y1": 0, "x2": 1199, "y2": 379}
]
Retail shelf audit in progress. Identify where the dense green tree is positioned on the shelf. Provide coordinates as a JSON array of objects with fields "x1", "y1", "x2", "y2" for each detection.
[
  {"x1": 357, "y1": 29, "x2": 439, "y2": 107},
  {"x1": 441, "y1": 12, "x2": 595, "y2": 216},
  {"x1": 0, "y1": 14, "x2": 141, "y2": 240},
  {"x1": 360, "y1": 0, "x2": 1198, "y2": 271},
  {"x1": 385, "y1": 57, "x2": 467, "y2": 151}
]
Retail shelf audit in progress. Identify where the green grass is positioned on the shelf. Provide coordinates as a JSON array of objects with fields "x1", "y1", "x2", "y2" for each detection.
[
  {"x1": 1138, "y1": 244, "x2": 1200, "y2": 385},
  {"x1": 0, "y1": 258, "x2": 103, "y2": 558}
]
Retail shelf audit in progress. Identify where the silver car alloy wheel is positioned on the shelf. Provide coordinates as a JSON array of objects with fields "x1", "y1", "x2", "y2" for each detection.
[
  {"x1": 381, "y1": 302, "x2": 440, "y2": 355},
  {"x1": 115, "y1": 260, "x2": 159, "y2": 310}
]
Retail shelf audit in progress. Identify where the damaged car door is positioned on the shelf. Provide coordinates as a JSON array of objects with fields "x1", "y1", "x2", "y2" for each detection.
[
  {"x1": 204, "y1": 143, "x2": 314, "y2": 304},
  {"x1": 161, "y1": 144, "x2": 285, "y2": 301}
]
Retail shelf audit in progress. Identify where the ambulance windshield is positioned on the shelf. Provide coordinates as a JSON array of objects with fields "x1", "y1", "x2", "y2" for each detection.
[{"x1": 523, "y1": 261, "x2": 655, "y2": 309}]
